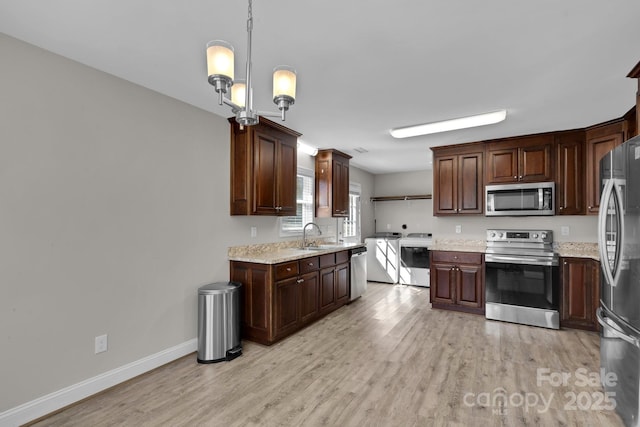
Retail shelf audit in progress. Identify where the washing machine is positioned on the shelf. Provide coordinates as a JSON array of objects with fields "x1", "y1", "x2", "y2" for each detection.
[{"x1": 364, "y1": 232, "x2": 401, "y2": 283}]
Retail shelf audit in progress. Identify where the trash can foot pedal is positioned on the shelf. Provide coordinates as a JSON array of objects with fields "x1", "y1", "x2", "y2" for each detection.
[{"x1": 226, "y1": 346, "x2": 242, "y2": 361}]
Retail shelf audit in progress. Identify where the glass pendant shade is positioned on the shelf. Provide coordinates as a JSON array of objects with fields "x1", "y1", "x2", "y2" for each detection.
[
  {"x1": 231, "y1": 80, "x2": 246, "y2": 108},
  {"x1": 273, "y1": 66, "x2": 297, "y2": 101},
  {"x1": 206, "y1": 40, "x2": 234, "y2": 81}
]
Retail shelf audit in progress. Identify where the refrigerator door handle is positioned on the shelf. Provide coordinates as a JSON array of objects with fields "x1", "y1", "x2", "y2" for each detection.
[
  {"x1": 598, "y1": 179, "x2": 617, "y2": 287},
  {"x1": 596, "y1": 308, "x2": 639, "y2": 347}
]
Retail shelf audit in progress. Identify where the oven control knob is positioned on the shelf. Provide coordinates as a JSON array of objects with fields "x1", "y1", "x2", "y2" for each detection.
[
  {"x1": 498, "y1": 232, "x2": 504, "y2": 238},
  {"x1": 489, "y1": 232, "x2": 496, "y2": 238},
  {"x1": 540, "y1": 232, "x2": 547, "y2": 239},
  {"x1": 532, "y1": 233, "x2": 538, "y2": 239}
]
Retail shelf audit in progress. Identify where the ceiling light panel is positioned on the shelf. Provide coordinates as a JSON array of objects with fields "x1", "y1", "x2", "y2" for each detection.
[{"x1": 390, "y1": 110, "x2": 507, "y2": 139}]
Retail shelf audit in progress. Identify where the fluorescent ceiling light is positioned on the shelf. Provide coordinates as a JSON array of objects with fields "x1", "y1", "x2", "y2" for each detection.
[
  {"x1": 390, "y1": 110, "x2": 507, "y2": 139},
  {"x1": 298, "y1": 141, "x2": 318, "y2": 156}
]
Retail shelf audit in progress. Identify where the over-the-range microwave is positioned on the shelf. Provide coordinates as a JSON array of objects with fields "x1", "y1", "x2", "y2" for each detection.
[{"x1": 485, "y1": 182, "x2": 555, "y2": 216}]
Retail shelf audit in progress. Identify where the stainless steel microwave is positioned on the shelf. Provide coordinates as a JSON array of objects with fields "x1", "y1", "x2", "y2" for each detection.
[{"x1": 485, "y1": 182, "x2": 555, "y2": 216}]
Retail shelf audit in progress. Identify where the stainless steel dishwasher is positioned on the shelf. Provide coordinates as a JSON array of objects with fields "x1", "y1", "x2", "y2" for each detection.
[{"x1": 349, "y1": 246, "x2": 367, "y2": 302}]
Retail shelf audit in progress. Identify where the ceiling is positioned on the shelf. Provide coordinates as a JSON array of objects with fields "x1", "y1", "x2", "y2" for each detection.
[{"x1": 2, "y1": 1, "x2": 640, "y2": 174}]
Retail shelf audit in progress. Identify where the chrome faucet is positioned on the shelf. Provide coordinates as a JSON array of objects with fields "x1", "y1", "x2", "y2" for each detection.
[{"x1": 302, "y1": 222, "x2": 322, "y2": 248}]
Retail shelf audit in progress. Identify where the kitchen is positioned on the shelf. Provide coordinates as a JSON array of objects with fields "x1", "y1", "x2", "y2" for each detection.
[{"x1": 2, "y1": 1, "x2": 640, "y2": 426}]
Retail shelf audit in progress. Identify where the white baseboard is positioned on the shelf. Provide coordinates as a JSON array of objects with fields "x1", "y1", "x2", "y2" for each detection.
[{"x1": 0, "y1": 338, "x2": 197, "y2": 427}]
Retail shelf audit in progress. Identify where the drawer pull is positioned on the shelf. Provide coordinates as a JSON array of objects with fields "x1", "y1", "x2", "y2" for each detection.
[
  {"x1": 286, "y1": 267, "x2": 291, "y2": 272},
  {"x1": 296, "y1": 279, "x2": 304, "y2": 284},
  {"x1": 308, "y1": 262, "x2": 314, "y2": 266}
]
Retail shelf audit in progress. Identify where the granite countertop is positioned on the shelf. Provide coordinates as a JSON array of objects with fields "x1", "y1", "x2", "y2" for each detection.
[
  {"x1": 228, "y1": 240, "x2": 364, "y2": 264},
  {"x1": 430, "y1": 239, "x2": 600, "y2": 260},
  {"x1": 554, "y1": 242, "x2": 599, "y2": 260},
  {"x1": 430, "y1": 239, "x2": 486, "y2": 253}
]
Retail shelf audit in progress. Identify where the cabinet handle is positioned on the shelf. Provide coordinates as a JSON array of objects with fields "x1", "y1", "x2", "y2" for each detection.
[
  {"x1": 559, "y1": 207, "x2": 563, "y2": 210},
  {"x1": 296, "y1": 278, "x2": 304, "y2": 284},
  {"x1": 308, "y1": 262, "x2": 314, "y2": 266},
  {"x1": 513, "y1": 176, "x2": 517, "y2": 179},
  {"x1": 286, "y1": 267, "x2": 292, "y2": 272},
  {"x1": 588, "y1": 206, "x2": 593, "y2": 210},
  {"x1": 519, "y1": 176, "x2": 523, "y2": 180}
]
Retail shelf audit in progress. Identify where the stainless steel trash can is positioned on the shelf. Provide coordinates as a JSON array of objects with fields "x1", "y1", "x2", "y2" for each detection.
[{"x1": 197, "y1": 281, "x2": 242, "y2": 363}]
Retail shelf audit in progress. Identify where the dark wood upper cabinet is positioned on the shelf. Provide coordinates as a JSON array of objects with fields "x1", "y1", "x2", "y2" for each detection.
[
  {"x1": 315, "y1": 149, "x2": 351, "y2": 217},
  {"x1": 555, "y1": 130, "x2": 585, "y2": 215},
  {"x1": 485, "y1": 135, "x2": 554, "y2": 184},
  {"x1": 585, "y1": 120, "x2": 624, "y2": 215},
  {"x1": 432, "y1": 144, "x2": 483, "y2": 216},
  {"x1": 230, "y1": 117, "x2": 301, "y2": 216}
]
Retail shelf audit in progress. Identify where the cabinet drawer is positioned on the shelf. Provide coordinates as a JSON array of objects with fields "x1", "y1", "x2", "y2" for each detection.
[
  {"x1": 299, "y1": 256, "x2": 320, "y2": 274},
  {"x1": 431, "y1": 251, "x2": 482, "y2": 265},
  {"x1": 275, "y1": 261, "x2": 299, "y2": 280},
  {"x1": 319, "y1": 253, "x2": 336, "y2": 268},
  {"x1": 336, "y1": 250, "x2": 349, "y2": 265}
]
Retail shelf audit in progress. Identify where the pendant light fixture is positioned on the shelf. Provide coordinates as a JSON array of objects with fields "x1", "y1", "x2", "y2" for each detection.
[{"x1": 206, "y1": 0, "x2": 297, "y2": 127}]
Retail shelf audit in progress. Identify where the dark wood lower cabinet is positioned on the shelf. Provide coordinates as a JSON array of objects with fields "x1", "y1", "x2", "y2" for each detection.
[
  {"x1": 560, "y1": 257, "x2": 600, "y2": 331},
  {"x1": 430, "y1": 251, "x2": 484, "y2": 315},
  {"x1": 230, "y1": 250, "x2": 350, "y2": 345}
]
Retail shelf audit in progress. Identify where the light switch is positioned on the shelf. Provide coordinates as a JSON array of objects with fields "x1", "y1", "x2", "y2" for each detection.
[
  {"x1": 455, "y1": 225, "x2": 462, "y2": 234},
  {"x1": 250, "y1": 226, "x2": 257, "y2": 238},
  {"x1": 561, "y1": 226, "x2": 569, "y2": 236}
]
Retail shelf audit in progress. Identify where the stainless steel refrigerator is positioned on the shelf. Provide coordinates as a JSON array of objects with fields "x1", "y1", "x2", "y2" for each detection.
[{"x1": 597, "y1": 134, "x2": 640, "y2": 426}]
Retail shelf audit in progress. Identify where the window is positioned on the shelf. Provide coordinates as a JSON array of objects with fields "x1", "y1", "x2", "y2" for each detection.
[
  {"x1": 343, "y1": 182, "x2": 361, "y2": 242},
  {"x1": 280, "y1": 167, "x2": 314, "y2": 235}
]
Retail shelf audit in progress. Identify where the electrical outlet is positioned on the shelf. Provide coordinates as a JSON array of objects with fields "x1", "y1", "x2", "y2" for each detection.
[
  {"x1": 95, "y1": 334, "x2": 108, "y2": 354},
  {"x1": 455, "y1": 225, "x2": 462, "y2": 234},
  {"x1": 561, "y1": 226, "x2": 570, "y2": 236},
  {"x1": 250, "y1": 226, "x2": 257, "y2": 238},
  {"x1": 386, "y1": 223, "x2": 391, "y2": 230}
]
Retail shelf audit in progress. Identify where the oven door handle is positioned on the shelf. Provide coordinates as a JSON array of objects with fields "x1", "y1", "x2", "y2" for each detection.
[{"x1": 485, "y1": 254, "x2": 557, "y2": 266}]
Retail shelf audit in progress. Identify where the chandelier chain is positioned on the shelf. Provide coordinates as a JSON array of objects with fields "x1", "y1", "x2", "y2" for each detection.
[{"x1": 247, "y1": 0, "x2": 253, "y2": 32}]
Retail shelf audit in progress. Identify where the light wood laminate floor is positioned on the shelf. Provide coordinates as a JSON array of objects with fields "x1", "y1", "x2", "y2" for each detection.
[{"x1": 32, "y1": 283, "x2": 623, "y2": 426}]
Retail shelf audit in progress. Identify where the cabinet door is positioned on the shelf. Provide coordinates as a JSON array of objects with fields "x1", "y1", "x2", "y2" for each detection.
[
  {"x1": 253, "y1": 131, "x2": 279, "y2": 215},
  {"x1": 335, "y1": 263, "x2": 350, "y2": 305},
  {"x1": 519, "y1": 143, "x2": 552, "y2": 182},
  {"x1": 561, "y1": 258, "x2": 599, "y2": 331},
  {"x1": 319, "y1": 267, "x2": 336, "y2": 312},
  {"x1": 299, "y1": 271, "x2": 320, "y2": 323},
  {"x1": 457, "y1": 152, "x2": 483, "y2": 214},
  {"x1": 433, "y1": 155, "x2": 457, "y2": 215},
  {"x1": 586, "y1": 130, "x2": 624, "y2": 214},
  {"x1": 486, "y1": 147, "x2": 518, "y2": 183},
  {"x1": 332, "y1": 157, "x2": 350, "y2": 217},
  {"x1": 456, "y1": 264, "x2": 483, "y2": 308},
  {"x1": 230, "y1": 262, "x2": 270, "y2": 336},
  {"x1": 556, "y1": 136, "x2": 585, "y2": 215},
  {"x1": 276, "y1": 137, "x2": 298, "y2": 216},
  {"x1": 275, "y1": 277, "x2": 299, "y2": 337},
  {"x1": 430, "y1": 262, "x2": 456, "y2": 305}
]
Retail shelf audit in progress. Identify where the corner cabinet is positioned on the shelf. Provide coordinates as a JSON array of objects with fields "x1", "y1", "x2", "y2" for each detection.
[
  {"x1": 560, "y1": 257, "x2": 600, "y2": 331},
  {"x1": 485, "y1": 134, "x2": 554, "y2": 184},
  {"x1": 230, "y1": 250, "x2": 350, "y2": 345},
  {"x1": 229, "y1": 117, "x2": 301, "y2": 216},
  {"x1": 555, "y1": 131, "x2": 586, "y2": 215},
  {"x1": 315, "y1": 149, "x2": 351, "y2": 217},
  {"x1": 430, "y1": 251, "x2": 484, "y2": 314},
  {"x1": 585, "y1": 120, "x2": 624, "y2": 215},
  {"x1": 432, "y1": 144, "x2": 484, "y2": 216}
]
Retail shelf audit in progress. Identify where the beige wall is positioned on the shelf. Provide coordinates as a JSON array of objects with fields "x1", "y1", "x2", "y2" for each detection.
[{"x1": 0, "y1": 34, "x2": 374, "y2": 412}]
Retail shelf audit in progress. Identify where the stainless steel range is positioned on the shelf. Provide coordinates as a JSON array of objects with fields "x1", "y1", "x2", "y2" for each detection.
[{"x1": 484, "y1": 229, "x2": 560, "y2": 329}]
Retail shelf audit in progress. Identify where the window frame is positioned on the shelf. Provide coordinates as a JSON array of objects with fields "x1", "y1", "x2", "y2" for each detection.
[{"x1": 279, "y1": 166, "x2": 315, "y2": 237}]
